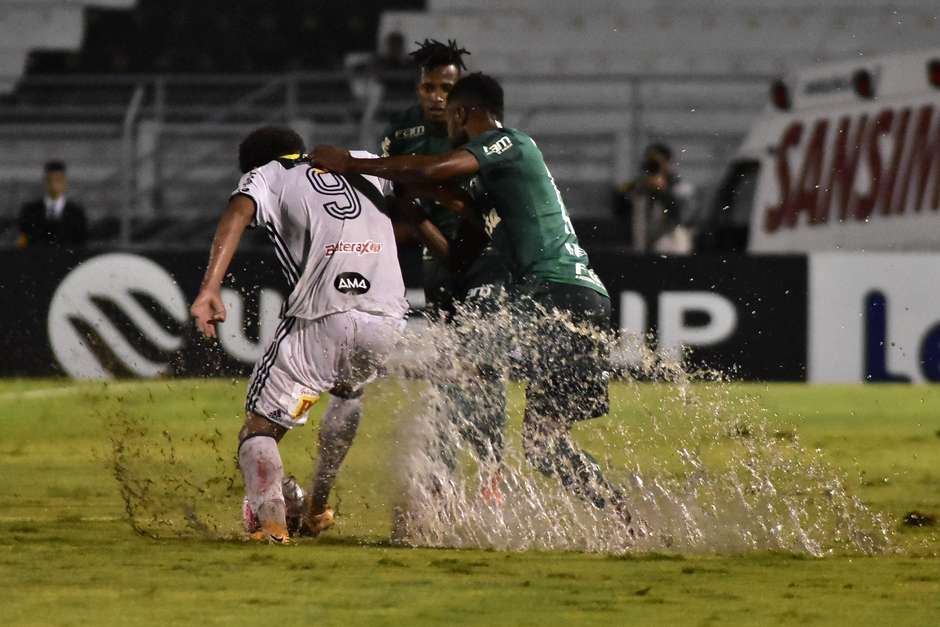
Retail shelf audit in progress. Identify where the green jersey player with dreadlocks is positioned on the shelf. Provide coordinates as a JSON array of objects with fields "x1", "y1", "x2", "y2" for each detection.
[
  {"x1": 314, "y1": 73, "x2": 636, "y2": 529},
  {"x1": 381, "y1": 39, "x2": 510, "y2": 312},
  {"x1": 381, "y1": 40, "x2": 511, "y2": 490}
]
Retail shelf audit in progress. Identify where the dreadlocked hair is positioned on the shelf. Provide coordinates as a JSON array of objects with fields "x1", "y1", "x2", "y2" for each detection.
[{"x1": 409, "y1": 38, "x2": 470, "y2": 72}]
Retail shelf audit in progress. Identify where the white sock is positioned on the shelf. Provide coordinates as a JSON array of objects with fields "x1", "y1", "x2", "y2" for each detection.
[
  {"x1": 311, "y1": 396, "x2": 362, "y2": 513},
  {"x1": 239, "y1": 436, "x2": 286, "y2": 527}
]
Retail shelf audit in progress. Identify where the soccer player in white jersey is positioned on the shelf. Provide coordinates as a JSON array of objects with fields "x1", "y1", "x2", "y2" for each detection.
[{"x1": 191, "y1": 127, "x2": 408, "y2": 543}]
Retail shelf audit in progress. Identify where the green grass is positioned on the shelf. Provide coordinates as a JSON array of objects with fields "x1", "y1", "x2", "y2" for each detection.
[{"x1": 0, "y1": 379, "x2": 938, "y2": 626}]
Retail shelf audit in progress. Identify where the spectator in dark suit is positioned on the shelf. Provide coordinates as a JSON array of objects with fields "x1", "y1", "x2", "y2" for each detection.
[{"x1": 17, "y1": 161, "x2": 87, "y2": 249}]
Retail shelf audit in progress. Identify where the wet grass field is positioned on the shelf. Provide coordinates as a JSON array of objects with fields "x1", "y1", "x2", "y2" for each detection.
[{"x1": 0, "y1": 379, "x2": 938, "y2": 626}]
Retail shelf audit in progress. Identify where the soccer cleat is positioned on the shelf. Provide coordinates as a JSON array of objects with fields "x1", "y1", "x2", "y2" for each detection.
[
  {"x1": 243, "y1": 476, "x2": 306, "y2": 538},
  {"x1": 299, "y1": 507, "x2": 335, "y2": 537},
  {"x1": 244, "y1": 500, "x2": 291, "y2": 544},
  {"x1": 249, "y1": 520, "x2": 291, "y2": 545}
]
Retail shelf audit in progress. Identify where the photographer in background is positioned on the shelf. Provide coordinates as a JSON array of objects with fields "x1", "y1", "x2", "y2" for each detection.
[
  {"x1": 16, "y1": 161, "x2": 87, "y2": 250},
  {"x1": 617, "y1": 143, "x2": 694, "y2": 254}
]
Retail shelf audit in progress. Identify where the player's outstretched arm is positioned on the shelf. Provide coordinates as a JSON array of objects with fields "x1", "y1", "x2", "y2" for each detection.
[
  {"x1": 312, "y1": 146, "x2": 480, "y2": 184},
  {"x1": 190, "y1": 194, "x2": 255, "y2": 339}
]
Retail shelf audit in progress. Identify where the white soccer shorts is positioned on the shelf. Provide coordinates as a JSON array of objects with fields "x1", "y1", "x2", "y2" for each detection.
[{"x1": 245, "y1": 310, "x2": 403, "y2": 429}]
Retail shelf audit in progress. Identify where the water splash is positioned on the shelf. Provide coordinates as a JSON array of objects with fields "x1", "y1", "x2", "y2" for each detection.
[
  {"x1": 104, "y1": 294, "x2": 894, "y2": 555},
  {"x1": 388, "y1": 296, "x2": 893, "y2": 556},
  {"x1": 107, "y1": 407, "x2": 242, "y2": 539}
]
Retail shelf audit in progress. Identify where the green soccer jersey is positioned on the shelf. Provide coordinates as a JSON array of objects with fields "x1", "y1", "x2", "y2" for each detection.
[
  {"x1": 463, "y1": 127, "x2": 609, "y2": 298},
  {"x1": 380, "y1": 106, "x2": 511, "y2": 311},
  {"x1": 380, "y1": 105, "x2": 460, "y2": 241}
]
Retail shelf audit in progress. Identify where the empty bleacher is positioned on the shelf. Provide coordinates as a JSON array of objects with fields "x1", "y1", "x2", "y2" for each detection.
[
  {"x1": 0, "y1": 1, "x2": 136, "y2": 93},
  {"x1": 379, "y1": 1, "x2": 940, "y2": 207},
  {"x1": 3, "y1": 1, "x2": 940, "y2": 247}
]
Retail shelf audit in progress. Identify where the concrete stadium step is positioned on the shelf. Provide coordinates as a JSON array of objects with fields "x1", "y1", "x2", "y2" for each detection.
[
  {"x1": 504, "y1": 79, "x2": 765, "y2": 110},
  {"x1": 427, "y1": 0, "x2": 933, "y2": 13},
  {"x1": 0, "y1": 1, "x2": 139, "y2": 94},
  {"x1": 381, "y1": 7, "x2": 940, "y2": 74},
  {"x1": 521, "y1": 109, "x2": 752, "y2": 136}
]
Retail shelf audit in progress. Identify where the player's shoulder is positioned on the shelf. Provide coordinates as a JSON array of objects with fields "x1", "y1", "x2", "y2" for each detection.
[
  {"x1": 468, "y1": 127, "x2": 524, "y2": 160},
  {"x1": 497, "y1": 126, "x2": 533, "y2": 145},
  {"x1": 239, "y1": 155, "x2": 308, "y2": 193},
  {"x1": 243, "y1": 156, "x2": 295, "y2": 178}
]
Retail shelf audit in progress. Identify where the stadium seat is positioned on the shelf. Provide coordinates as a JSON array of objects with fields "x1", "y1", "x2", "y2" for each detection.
[
  {"x1": 2, "y1": 1, "x2": 938, "y2": 231},
  {"x1": 0, "y1": 1, "x2": 138, "y2": 94},
  {"x1": 377, "y1": 2, "x2": 938, "y2": 202}
]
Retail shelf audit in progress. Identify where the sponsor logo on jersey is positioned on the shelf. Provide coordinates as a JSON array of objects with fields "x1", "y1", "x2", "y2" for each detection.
[
  {"x1": 575, "y1": 263, "x2": 605, "y2": 288},
  {"x1": 565, "y1": 242, "x2": 587, "y2": 258},
  {"x1": 324, "y1": 240, "x2": 384, "y2": 257},
  {"x1": 280, "y1": 383, "x2": 320, "y2": 421},
  {"x1": 47, "y1": 253, "x2": 188, "y2": 379},
  {"x1": 394, "y1": 125, "x2": 425, "y2": 140},
  {"x1": 483, "y1": 136, "x2": 513, "y2": 156},
  {"x1": 334, "y1": 272, "x2": 371, "y2": 295}
]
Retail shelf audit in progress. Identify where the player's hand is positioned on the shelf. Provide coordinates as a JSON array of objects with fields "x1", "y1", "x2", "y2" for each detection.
[
  {"x1": 190, "y1": 288, "x2": 226, "y2": 339},
  {"x1": 311, "y1": 145, "x2": 350, "y2": 173}
]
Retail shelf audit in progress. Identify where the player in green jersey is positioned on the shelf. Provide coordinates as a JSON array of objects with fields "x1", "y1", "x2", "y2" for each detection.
[
  {"x1": 381, "y1": 40, "x2": 510, "y2": 485},
  {"x1": 313, "y1": 74, "x2": 634, "y2": 525}
]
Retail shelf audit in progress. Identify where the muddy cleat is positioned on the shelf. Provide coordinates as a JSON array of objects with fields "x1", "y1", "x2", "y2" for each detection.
[
  {"x1": 243, "y1": 476, "x2": 306, "y2": 538},
  {"x1": 299, "y1": 507, "x2": 335, "y2": 537},
  {"x1": 249, "y1": 520, "x2": 291, "y2": 545},
  {"x1": 245, "y1": 504, "x2": 291, "y2": 544}
]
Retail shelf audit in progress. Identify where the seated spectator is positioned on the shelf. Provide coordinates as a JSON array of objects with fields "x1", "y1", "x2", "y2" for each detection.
[
  {"x1": 618, "y1": 143, "x2": 694, "y2": 254},
  {"x1": 17, "y1": 161, "x2": 87, "y2": 249}
]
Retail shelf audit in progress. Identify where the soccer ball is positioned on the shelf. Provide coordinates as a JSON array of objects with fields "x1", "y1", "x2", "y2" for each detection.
[{"x1": 282, "y1": 475, "x2": 306, "y2": 534}]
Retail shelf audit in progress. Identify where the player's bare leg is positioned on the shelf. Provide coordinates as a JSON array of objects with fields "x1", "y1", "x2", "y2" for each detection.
[
  {"x1": 300, "y1": 394, "x2": 362, "y2": 536},
  {"x1": 238, "y1": 413, "x2": 290, "y2": 543}
]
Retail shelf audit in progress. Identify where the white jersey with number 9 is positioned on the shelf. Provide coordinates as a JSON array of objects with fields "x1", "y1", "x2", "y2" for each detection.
[{"x1": 233, "y1": 151, "x2": 408, "y2": 322}]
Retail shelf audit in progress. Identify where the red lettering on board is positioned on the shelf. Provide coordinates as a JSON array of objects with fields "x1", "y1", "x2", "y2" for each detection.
[
  {"x1": 787, "y1": 119, "x2": 828, "y2": 227},
  {"x1": 899, "y1": 105, "x2": 940, "y2": 213},
  {"x1": 878, "y1": 108, "x2": 911, "y2": 216},
  {"x1": 853, "y1": 110, "x2": 892, "y2": 221},
  {"x1": 765, "y1": 122, "x2": 802, "y2": 233},
  {"x1": 820, "y1": 115, "x2": 867, "y2": 222}
]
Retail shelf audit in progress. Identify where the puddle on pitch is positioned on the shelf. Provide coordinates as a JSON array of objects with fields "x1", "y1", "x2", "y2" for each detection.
[
  {"x1": 106, "y1": 296, "x2": 894, "y2": 555},
  {"x1": 387, "y1": 297, "x2": 893, "y2": 557}
]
